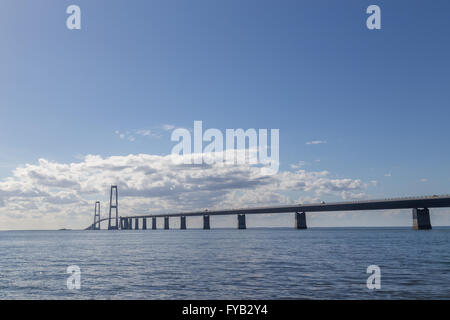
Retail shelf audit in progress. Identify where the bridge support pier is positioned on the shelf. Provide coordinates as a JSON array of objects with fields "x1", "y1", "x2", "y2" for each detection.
[
  {"x1": 413, "y1": 208, "x2": 432, "y2": 230},
  {"x1": 142, "y1": 218, "x2": 147, "y2": 230},
  {"x1": 203, "y1": 215, "x2": 210, "y2": 229},
  {"x1": 152, "y1": 217, "x2": 157, "y2": 229},
  {"x1": 237, "y1": 214, "x2": 246, "y2": 229},
  {"x1": 135, "y1": 218, "x2": 139, "y2": 230},
  {"x1": 164, "y1": 216, "x2": 169, "y2": 230},
  {"x1": 180, "y1": 216, "x2": 186, "y2": 229},
  {"x1": 128, "y1": 218, "x2": 132, "y2": 230},
  {"x1": 120, "y1": 217, "x2": 125, "y2": 230},
  {"x1": 295, "y1": 212, "x2": 307, "y2": 229}
]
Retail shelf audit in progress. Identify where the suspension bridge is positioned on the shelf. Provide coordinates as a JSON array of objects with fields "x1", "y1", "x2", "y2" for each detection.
[{"x1": 85, "y1": 186, "x2": 450, "y2": 231}]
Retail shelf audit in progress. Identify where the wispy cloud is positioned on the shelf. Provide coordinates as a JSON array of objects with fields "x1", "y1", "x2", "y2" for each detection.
[
  {"x1": 420, "y1": 178, "x2": 428, "y2": 183},
  {"x1": 290, "y1": 161, "x2": 308, "y2": 169},
  {"x1": 115, "y1": 130, "x2": 134, "y2": 141},
  {"x1": 115, "y1": 128, "x2": 166, "y2": 141},
  {"x1": 162, "y1": 124, "x2": 175, "y2": 131},
  {"x1": 384, "y1": 173, "x2": 392, "y2": 177},
  {"x1": 136, "y1": 129, "x2": 151, "y2": 137},
  {"x1": 306, "y1": 140, "x2": 327, "y2": 145}
]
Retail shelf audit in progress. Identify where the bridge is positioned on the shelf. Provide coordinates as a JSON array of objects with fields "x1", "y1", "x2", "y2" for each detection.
[{"x1": 85, "y1": 186, "x2": 450, "y2": 231}]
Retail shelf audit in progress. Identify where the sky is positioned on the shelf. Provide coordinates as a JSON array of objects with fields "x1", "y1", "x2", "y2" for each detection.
[{"x1": 1, "y1": 0, "x2": 450, "y2": 230}]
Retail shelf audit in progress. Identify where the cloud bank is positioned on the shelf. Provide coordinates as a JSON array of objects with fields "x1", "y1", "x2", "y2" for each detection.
[{"x1": 0, "y1": 153, "x2": 367, "y2": 229}]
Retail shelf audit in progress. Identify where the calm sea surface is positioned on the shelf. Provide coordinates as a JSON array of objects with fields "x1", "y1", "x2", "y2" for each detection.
[{"x1": 0, "y1": 227, "x2": 449, "y2": 299}]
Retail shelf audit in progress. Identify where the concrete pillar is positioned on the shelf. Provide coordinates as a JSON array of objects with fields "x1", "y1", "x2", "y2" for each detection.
[
  {"x1": 142, "y1": 218, "x2": 147, "y2": 230},
  {"x1": 128, "y1": 218, "x2": 132, "y2": 230},
  {"x1": 120, "y1": 218, "x2": 124, "y2": 230},
  {"x1": 152, "y1": 217, "x2": 157, "y2": 229},
  {"x1": 413, "y1": 208, "x2": 432, "y2": 230},
  {"x1": 164, "y1": 216, "x2": 169, "y2": 230},
  {"x1": 237, "y1": 214, "x2": 246, "y2": 229},
  {"x1": 203, "y1": 215, "x2": 210, "y2": 230},
  {"x1": 135, "y1": 218, "x2": 139, "y2": 230},
  {"x1": 180, "y1": 216, "x2": 186, "y2": 229},
  {"x1": 295, "y1": 212, "x2": 307, "y2": 229}
]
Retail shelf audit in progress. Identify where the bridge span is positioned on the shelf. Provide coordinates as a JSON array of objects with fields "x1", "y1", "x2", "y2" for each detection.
[{"x1": 86, "y1": 186, "x2": 450, "y2": 231}]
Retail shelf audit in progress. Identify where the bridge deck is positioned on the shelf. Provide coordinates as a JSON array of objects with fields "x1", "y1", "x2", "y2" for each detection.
[{"x1": 124, "y1": 195, "x2": 450, "y2": 219}]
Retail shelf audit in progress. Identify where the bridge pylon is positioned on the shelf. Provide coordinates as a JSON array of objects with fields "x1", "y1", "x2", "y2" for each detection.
[
  {"x1": 108, "y1": 185, "x2": 119, "y2": 230},
  {"x1": 93, "y1": 201, "x2": 101, "y2": 230}
]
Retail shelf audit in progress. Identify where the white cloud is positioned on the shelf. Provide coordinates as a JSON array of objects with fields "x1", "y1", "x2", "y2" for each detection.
[
  {"x1": 162, "y1": 124, "x2": 175, "y2": 131},
  {"x1": 306, "y1": 140, "x2": 327, "y2": 145},
  {"x1": 136, "y1": 129, "x2": 151, "y2": 136},
  {"x1": 420, "y1": 178, "x2": 428, "y2": 183},
  {"x1": 0, "y1": 153, "x2": 367, "y2": 229},
  {"x1": 290, "y1": 161, "x2": 308, "y2": 169},
  {"x1": 340, "y1": 191, "x2": 366, "y2": 200},
  {"x1": 384, "y1": 173, "x2": 392, "y2": 177},
  {"x1": 116, "y1": 126, "x2": 172, "y2": 141}
]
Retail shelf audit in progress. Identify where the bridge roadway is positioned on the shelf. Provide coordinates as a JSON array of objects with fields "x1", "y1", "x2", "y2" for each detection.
[
  {"x1": 87, "y1": 195, "x2": 450, "y2": 230},
  {"x1": 125, "y1": 195, "x2": 450, "y2": 218}
]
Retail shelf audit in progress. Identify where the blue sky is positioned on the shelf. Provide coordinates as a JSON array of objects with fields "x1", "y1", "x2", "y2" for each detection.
[{"x1": 1, "y1": 1, "x2": 450, "y2": 229}]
